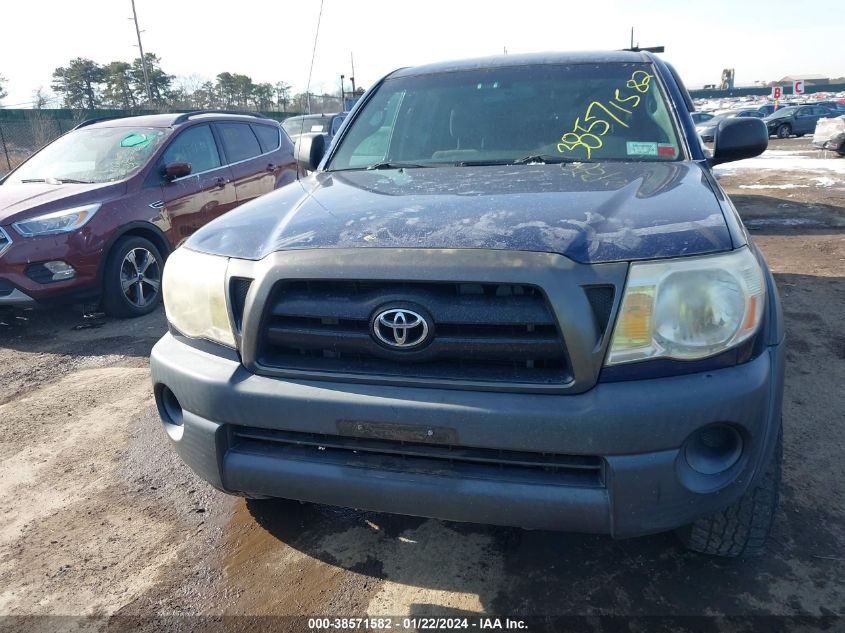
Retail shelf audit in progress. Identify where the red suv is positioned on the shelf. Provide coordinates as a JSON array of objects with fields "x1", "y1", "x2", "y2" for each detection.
[{"x1": 0, "y1": 111, "x2": 296, "y2": 317}]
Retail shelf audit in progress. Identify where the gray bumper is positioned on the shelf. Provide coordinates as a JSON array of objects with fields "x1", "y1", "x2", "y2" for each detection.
[
  {"x1": 0, "y1": 288, "x2": 35, "y2": 305},
  {"x1": 150, "y1": 333, "x2": 784, "y2": 537}
]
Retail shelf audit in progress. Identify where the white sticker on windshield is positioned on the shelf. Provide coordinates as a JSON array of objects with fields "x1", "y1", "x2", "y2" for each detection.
[
  {"x1": 311, "y1": 125, "x2": 325, "y2": 132},
  {"x1": 626, "y1": 142, "x2": 658, "y2": 156}
]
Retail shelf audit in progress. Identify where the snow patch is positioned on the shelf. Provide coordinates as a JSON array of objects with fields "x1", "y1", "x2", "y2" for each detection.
[
  {"x1": 745, "y1": 217, "x2": 825, "y2": 227},
  {"x1": 738, "y1": 184, "x2": 808, "y2": 190},
  {"x1": 715, "y1": 157, "x2": 845, "y2": 173}
]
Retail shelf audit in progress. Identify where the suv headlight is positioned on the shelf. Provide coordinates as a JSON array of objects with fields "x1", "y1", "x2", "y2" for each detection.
[
  {"x1": 13, "y1": 203, "x2": 101, "y2": 236},
  {"x1": 162, "y1": 247, "x2": 235, "y2": 348},
  {"x1": 606, "y1": 247, "x2": 765, "y2": 365}
]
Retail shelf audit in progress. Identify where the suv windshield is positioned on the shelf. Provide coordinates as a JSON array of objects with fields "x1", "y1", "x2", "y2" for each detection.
[
  {"x1": 328, "y1": 62, "x2": 682, "y2": 170},
  {"x1": 8, "y1": 126, "x2": 168, "y2": 184}
]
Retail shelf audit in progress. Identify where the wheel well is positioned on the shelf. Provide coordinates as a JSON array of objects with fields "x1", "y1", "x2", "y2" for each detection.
[
  {"x1": 96, "y1": 224, "x2": 172, "y2": 292},
  {"x1": 118, "y1": 227, "x2": 172, "y2": 261}
]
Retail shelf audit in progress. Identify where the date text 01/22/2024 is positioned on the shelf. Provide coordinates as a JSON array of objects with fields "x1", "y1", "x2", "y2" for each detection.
[{"x1": 307, "y1": 617, "x2": 529, "y2": 630}]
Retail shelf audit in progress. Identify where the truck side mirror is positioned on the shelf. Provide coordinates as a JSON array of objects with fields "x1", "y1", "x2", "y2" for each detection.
[
  {"x1": 294, "y1": 133, "x2": 329, "y2": 172},
  {"x1": 710, "y1": 118, "x2": 768, "y2": 166}
]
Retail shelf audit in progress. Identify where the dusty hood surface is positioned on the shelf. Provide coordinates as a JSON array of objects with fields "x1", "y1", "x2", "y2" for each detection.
[
  {"x1": 187, "y1": 161, "x2": 732, "y2": 264},
  {"x1": 0, "y1": 181, "x2": 125, "y2": 224}
]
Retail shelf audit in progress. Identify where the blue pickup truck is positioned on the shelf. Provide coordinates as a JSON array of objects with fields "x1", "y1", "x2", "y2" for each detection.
[{"x1": 151, "y1": 51, "x2": 783, "y2": 557}]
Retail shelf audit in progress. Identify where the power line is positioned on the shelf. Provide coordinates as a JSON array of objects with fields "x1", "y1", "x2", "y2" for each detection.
[
  {"x1": 0, "y1": 98, "x2": 59, "y2": 109},
  {"x1": 305, "y1": 0, "x2": 324, "y2": 115}
]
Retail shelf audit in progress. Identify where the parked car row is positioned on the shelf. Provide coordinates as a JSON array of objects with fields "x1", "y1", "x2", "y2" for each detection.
[
  {"x1": 763, "y1": 104, "x2": 838, "y2": 139},
  {"x1": 695, "y1": 108, "x2": 764, "y2": 142},
  {"x1": 696, "y1": 103, "x2": 841, "y2": 142}
]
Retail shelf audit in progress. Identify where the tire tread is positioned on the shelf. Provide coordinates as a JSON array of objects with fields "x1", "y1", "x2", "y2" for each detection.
[{"x1": 677, "y1": 428, "x2": 782, "y2": 557}]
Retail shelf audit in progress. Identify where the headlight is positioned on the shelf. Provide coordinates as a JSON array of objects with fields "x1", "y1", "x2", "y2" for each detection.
[
  {"x1": 606, "y1": 247, "x2": 765, "y2": 365},
  {"x1": 162, "y1": 247, "x2": 235, "y2": 347},
  {"x1": 13, "y1": 203, "x2": 101, "y2": 236}
]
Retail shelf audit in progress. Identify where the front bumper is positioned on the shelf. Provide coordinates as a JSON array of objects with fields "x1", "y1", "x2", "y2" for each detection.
[
  {"x1": 151, "y1": 333, "x2": 785, "y2": 537},
  {"x1": 0, "y1": 286, "x2": 35, "y2": 305},
  {"x1": 813, "y1": 133, "x2": 845, "y2": 153},
  {"x1": 0, "y1": 223, "x2": 101, "y2": 304}
]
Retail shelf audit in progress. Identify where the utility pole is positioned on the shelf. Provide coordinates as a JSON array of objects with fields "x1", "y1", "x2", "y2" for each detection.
[
  {"x1": 350, "y1": 52, "x2": 356, "y2": 94},
  {"x1": 130, "y1": 0, "x2": 154, "y2": 107},
  {"x1": 340, "y1": 75, "x2": 345, "y2": 110}
]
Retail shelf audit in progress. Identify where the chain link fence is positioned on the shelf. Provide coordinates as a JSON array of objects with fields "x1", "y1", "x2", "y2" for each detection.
[{"x1": 0, "y1": 109, "x2": 299, "y2": 177}]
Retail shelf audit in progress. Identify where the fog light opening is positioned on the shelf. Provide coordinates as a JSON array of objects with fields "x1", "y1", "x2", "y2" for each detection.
[
  {"x1": 159, "y1": 386, "x2": 184, "y2": 427},
  {"x1": 43, "y1": 260, "x2": 76, "y2": 281},
  {"x1": 684, "y1": 424, "x2": 743, "y2": 476}
]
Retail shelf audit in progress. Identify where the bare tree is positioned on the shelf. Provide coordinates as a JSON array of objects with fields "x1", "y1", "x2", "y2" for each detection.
[
  {"x1": 31, "y1": 87, "x2": 51, "y2": 109},
  {"x1": 172, "y1": 74, "x2": 208, "y2": 109}
]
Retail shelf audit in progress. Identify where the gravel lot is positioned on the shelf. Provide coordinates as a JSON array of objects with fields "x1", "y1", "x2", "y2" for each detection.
[{"x1": 1, "y1": 138, "x2": 843, "y2": 630}]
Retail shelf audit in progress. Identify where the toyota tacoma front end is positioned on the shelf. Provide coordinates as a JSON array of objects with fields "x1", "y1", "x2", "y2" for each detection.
[{"x1": 151, "y1": 51, "x2": 784, "y2": 556}]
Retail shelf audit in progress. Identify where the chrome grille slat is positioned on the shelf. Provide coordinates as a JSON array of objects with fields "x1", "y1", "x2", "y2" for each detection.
[{"x1": 0, "y1": 227, "x2": 12, "y2": 257}]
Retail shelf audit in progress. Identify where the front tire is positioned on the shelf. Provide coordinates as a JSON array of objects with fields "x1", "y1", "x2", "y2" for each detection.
[
  {"x1": 777, "y1": 123, "x2": 792, "y2": 139},
  {"x1": 101, "y1": 236, "x2": 164, "y2": 318},
  {"x1": 676, "y1": 427, "x2": 782, "y2": 557}
]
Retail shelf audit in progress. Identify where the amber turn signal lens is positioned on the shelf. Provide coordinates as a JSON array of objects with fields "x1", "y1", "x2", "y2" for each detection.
[{"x1": 617, "y1": 291, "x2": 654, "y2": 346}]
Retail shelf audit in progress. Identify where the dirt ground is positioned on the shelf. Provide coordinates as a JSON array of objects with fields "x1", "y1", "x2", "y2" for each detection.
[{"x1": 0, "y1": 138, "x2": 843, "y2": 631}]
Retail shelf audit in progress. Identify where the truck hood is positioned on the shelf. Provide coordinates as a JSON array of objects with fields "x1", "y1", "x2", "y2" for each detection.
[
  {"x1": 187, "y1": 161, "x2": 732, "y2": 264},
  {"x1": 0, "y1": 181, "x2": 125, "y2": 224}
]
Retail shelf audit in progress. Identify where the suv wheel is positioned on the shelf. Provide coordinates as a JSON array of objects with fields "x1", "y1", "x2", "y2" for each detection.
[
  {"x1": 102, "y1": 236, "x2": 164, "y2": 318},
  {"x1": 776, "y1": 123, "x2": 792, "y2": 138},
  {"x1": 676, "y1": 427, "x2": 782, "y2": 557}
]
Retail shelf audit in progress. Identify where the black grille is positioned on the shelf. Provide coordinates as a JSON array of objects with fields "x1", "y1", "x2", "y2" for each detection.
[
  {"x1": 585, "y1": 286, "x2": 615, "y2": 335},
  {"x1": 230, "y1": 278, "x2": 252, "y2": 331},
  {"x1": 230, "y1": 425, "x2": 604, "y2": 487},
  {"x1": 24, "y1": 263, "x2": 55, "y2": 284},
  {"x1": 0, "y1": 278, "x2": 13, "y2": 297},
  {"x1": 257, "y1": 280, "x2": 571, "y2": 384}
]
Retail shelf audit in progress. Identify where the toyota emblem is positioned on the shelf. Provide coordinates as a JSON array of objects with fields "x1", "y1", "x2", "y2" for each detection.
[{"x1": 371, "y1": 308, "x2": 431, "y2": 349}]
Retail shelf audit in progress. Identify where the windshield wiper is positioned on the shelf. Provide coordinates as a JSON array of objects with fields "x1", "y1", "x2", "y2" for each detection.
[
  {"x1": 454, "y1": 155, "x2": 590, "y2": 167},
  {"x1": 511, "y1": 154, "x2": 589, "y2": 165},
  {"x1": 454, "y1": 159, "x2": 513, "y2": 166},
  {"x1": 366, "y1": 162, "x2": 430, "y2": 170},
  {"x1": 19, "y1": 177, "x2": 94, "y2": 184}
]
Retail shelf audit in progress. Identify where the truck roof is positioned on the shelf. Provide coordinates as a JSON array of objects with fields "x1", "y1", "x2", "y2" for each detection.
[{"x1": 389, "y1": 50, "x2": 652, "y2": 79}]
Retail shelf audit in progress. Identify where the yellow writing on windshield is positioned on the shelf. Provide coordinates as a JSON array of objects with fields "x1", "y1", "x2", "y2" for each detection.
[
  {"x1": 557, "y1": 70, "x2": 655, "y2": 159},
  {"x1": 565, "y1": 162, "x2": 628, "y2": 189}
]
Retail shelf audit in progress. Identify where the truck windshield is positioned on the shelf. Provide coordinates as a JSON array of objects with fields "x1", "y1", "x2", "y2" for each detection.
[
  {"x1": 328, "y1": 63, "x2": 683, "y2": 170},
  {"x1": 8, "y1": 127, "x2": 167, "y2": 184}
]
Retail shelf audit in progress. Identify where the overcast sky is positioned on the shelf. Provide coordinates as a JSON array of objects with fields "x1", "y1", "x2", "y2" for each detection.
[{"x1": 1, "y1": 0, "x2": 843, "y2": 107}]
